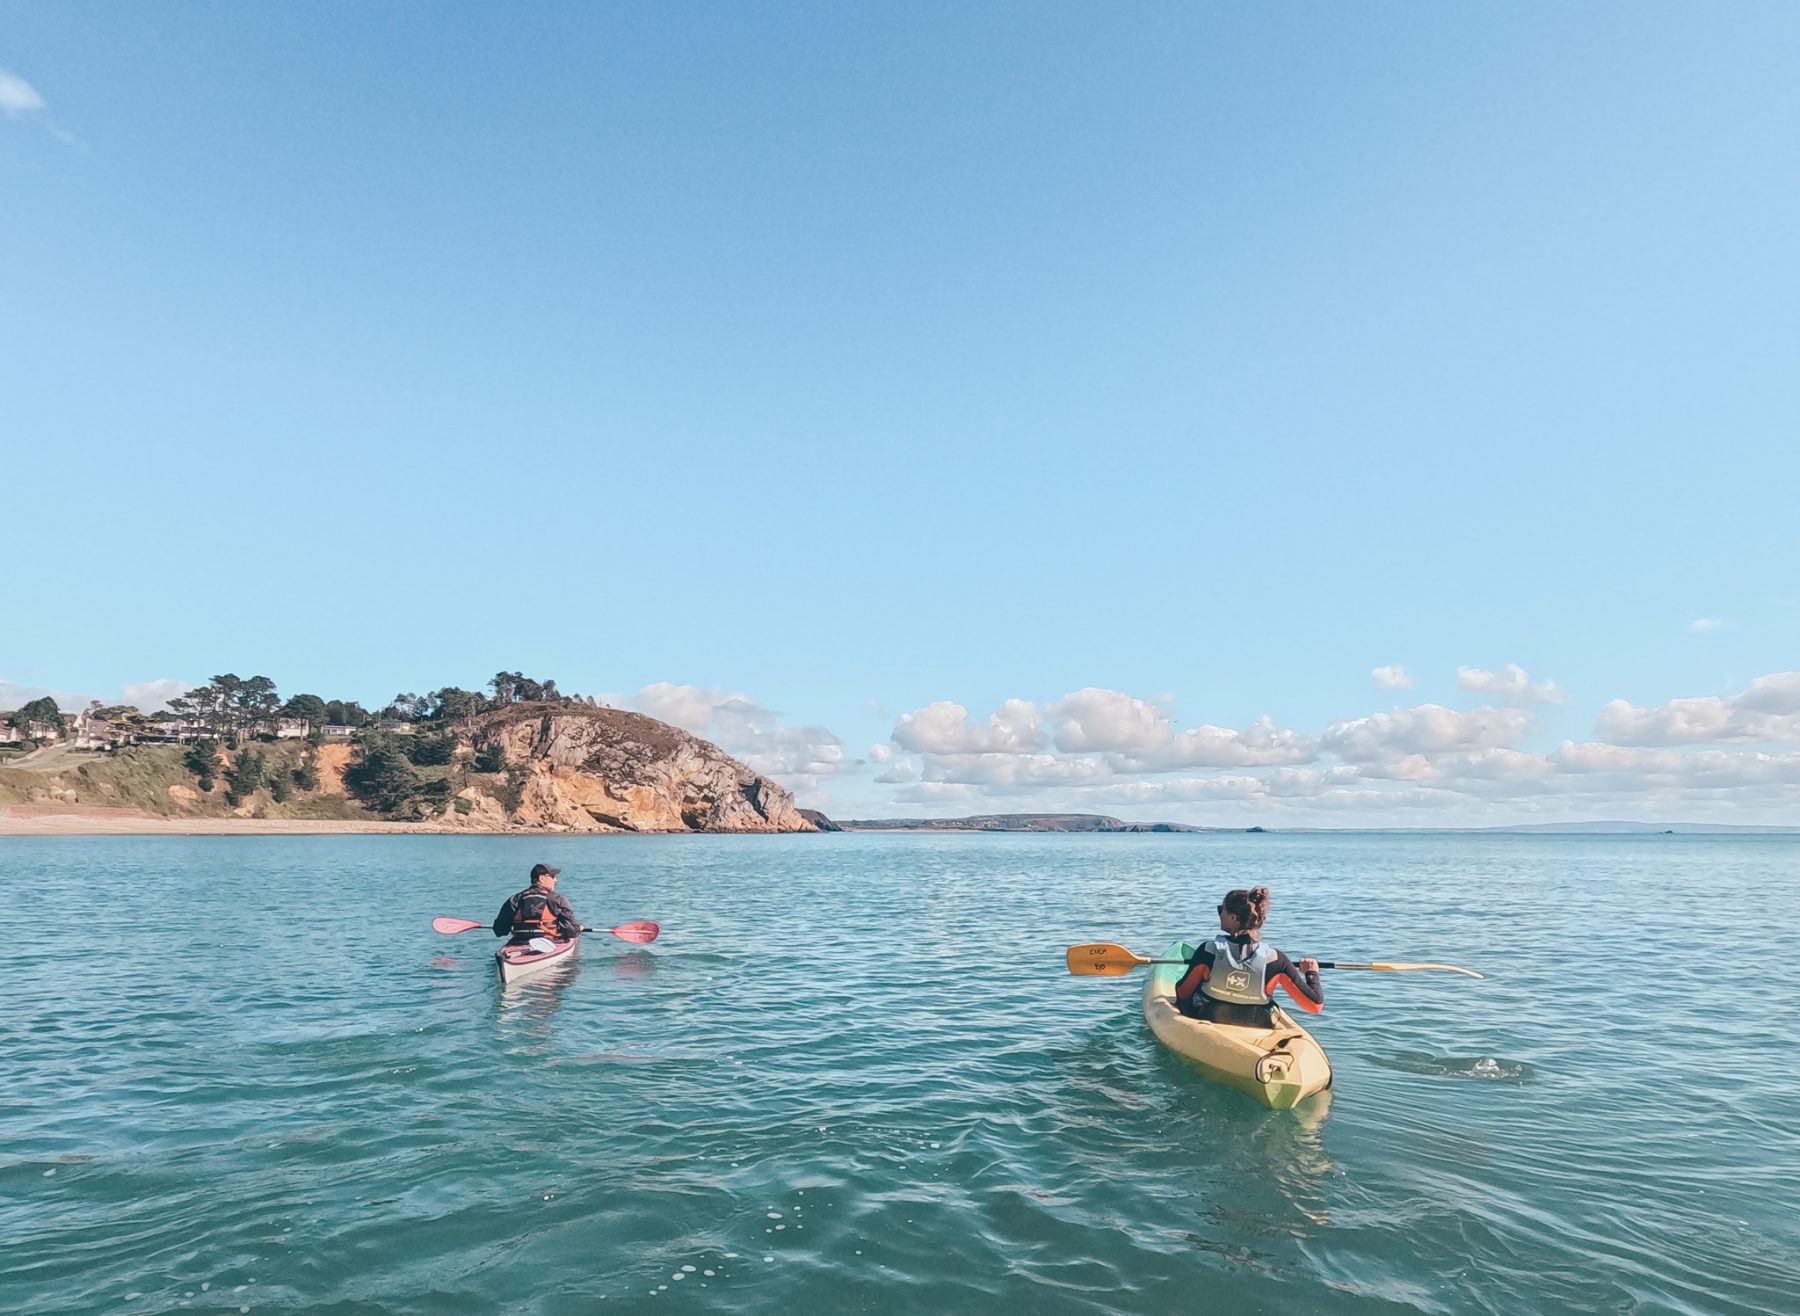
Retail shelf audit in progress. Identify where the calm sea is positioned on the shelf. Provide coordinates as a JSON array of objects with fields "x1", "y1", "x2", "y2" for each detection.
[{"x1": 3, "y1": 833, "x2": 1796, "y2": 1314}]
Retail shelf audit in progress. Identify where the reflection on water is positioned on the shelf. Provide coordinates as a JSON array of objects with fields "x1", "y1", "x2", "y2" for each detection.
[
  {"x1": 612, "y1": 949, "x2": 659, "y2": 978},
  {"x1": 495, "y1": 959, "x2": 580, "y2": 1038}
]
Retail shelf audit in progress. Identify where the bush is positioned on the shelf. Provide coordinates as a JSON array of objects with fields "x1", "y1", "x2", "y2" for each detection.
[
  {"x1": 185, "y1": 739, "x2": 222, "y2": 792},
  {"x1": 453, "y1": 797, "x2": 473, "y2": 815},
  {"x1": 493, "y1": 766, "x2": 528, "y2": 814},
  {"x1": 293, "y1": 751, "x2": 320, "y2": 792},
  {"x1": 472, "y1": 742, "x2": 507, "y2": 773},
  {"x1": 225, "y1": 750, "x2": 266, "y2": 806},
  {"x1": 343, "y1": 734, "x2": 424, "y2": 814},
  {"x1": 406, "y1": 731, "x2": 457, "y2": 766},
  {"x1": 270, "y1": 773, "x2": 292, "y2": 803}
]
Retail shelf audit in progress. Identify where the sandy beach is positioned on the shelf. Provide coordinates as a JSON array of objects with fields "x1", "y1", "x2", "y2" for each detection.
[{"x1": 0, "y1": 804, "x2": 451, "y2": 836}]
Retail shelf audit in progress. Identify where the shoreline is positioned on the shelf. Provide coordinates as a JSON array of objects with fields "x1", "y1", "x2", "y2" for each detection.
[
  {"x1": 0, "y1": 805, "x2": 813, "y2": 837},
  {"x1": 0, "y1": 805, "x2": 453, "y2": 835}
]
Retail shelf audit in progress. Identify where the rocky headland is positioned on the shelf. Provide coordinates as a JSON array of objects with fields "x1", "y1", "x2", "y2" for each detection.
[{"x1": 0, "y1": 704, "x2": 819, "y2": 835}]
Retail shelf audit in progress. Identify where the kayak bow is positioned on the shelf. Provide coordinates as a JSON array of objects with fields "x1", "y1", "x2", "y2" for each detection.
[{"x1": 1142, "y1": 939, "x2": 1332, "y2": 1109}]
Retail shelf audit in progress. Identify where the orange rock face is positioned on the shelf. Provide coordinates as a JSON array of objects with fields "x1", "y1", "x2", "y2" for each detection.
[{"x1": 459, "y1": 705, "x2": 817, "y2": 833}]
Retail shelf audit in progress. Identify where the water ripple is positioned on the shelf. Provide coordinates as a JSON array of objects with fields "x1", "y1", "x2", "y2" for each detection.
[{"x1": 2, "y1": 833, "x2": 1797, "y2": 1314}]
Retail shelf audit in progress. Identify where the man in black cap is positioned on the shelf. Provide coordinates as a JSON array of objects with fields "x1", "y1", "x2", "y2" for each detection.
[{"x1": 492, "y1": 863, "x2": 583, "y2": 945}]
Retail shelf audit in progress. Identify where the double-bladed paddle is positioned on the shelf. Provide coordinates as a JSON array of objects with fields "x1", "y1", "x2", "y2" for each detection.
[
  {"x1": 432, "y1": 916, "x2": 661, "y2": 944},
  {"x1": 1065, "y1": 942, "x2": 1482, "y2": 979}
]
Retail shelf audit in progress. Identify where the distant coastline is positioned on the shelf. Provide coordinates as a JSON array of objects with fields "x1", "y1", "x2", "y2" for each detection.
[
  {"x1": 4, "y1": 805, "x2": 1797, "y2": 838},
  {"x1": 795, "y1": 813, "x2": 1800, "y2": 836}
]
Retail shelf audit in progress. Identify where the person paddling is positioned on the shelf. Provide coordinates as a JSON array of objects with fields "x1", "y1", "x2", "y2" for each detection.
[
  {"x1": 493, "y1": 863, "x2": 582, "y2": 946},
  {"x1": 1174, "y1": 886, "x2": 1323, "y2": 1026}
]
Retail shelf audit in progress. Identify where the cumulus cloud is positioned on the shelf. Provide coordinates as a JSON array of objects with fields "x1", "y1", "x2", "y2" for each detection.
[
  {"x1": 1594, "y1": 672, "x2": 1800, "y2": 746},
  {"x1": 917, "y1": 751, "x2": 1115, "y2": 789},
  {"x1": 892, "y1": 699, "x2": 1045, "y2": 755},
  {"x1": 607, "y1": 682, "x2": 848, "y2": 786},
  {"x1": 1371, "y1": 665, "x2": 1414, "y2": 690},
  {"x1": 0, "y1": 70, "x2": 46, "y2": 116},
  {"x1": 1457, "y1": 664, "x2": 1563, "y2": 705},
  {"x1": 122, "y1": 679, "x2": 191, "y2": 713},
  {"x1": 1048, "y1": 688, "x2": 1313, "y2": 769},
  {"x1": 857, "y1": 670, "x2": 1800, "y2": 825},
  {"x1": 1320, "y1": 704, "x2": 1534, "y2": 763},
  {"x1": 1688, "y1": 618, "x2": 1723, "y2": 633},
  {"x1": 3, "y1": 677, "x2": 191, "y2": 713},
  {"x1": 1, "y1": 680, "x2": 72, "y2": 710},
  {"x1": 873, "y1": 757, "x2": 917, "y2": 785}
]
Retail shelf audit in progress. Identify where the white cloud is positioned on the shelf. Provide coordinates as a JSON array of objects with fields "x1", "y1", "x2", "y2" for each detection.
[
  {"x1": 1552, "y1": 741, "x2": 1800, "y2": 789},
  {"x1": 892, "y1": 699, "x2": 1046, "y2": 755},
  {"x1": 1594, "y1": 672, "x2": 1800, "y2": 746},
  {"x1": 1371, "y1": 665, "x2": 1414, "y2": 690},
  {"x1": 889, "y1": 781, "x2": 982, "y2": 806},
  {"x1": 0, "y1": 70, "x2": 46, "y2": 116},
  {"x1": 917, "y1": 752, "x2": 1115, "y2": 789},
  {"x1": 1, "y1": 680, "x2": 72, "y2": 710},
  {"x1": 845, "y1": 673, "x2": 1800, "y2": 825},
  {"x1": 1049, "y1": 688, "x2": 1314, "y2": 770},
  {"x1": 867, "y1": 743, "x2": 893, "y2": 764},
  {"x1": 606, "y1": 682, "x2": 848, "y2": 787},
  {"x1": 122, "y1": 679, "x2": 191, "y2": 713},
  {"x1": 1456, "y1": 664, "x2": 1563, "y2": 705},
  {"x1": 873, "y1": 757, "x2": 917, "y2": 785},
  {"x1": 3, "y1": 677, "x2": 191, "y2": 713},
  {"x1": 1688, "y1": 618, "x2": 1723, "y2": 633},
  {"x1": 1320, "y1": 704, "x2": 1534, "y2": 763}
]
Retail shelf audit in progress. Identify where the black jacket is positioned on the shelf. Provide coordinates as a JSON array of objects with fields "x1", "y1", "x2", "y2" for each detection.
[{"x1": 493, "y1": 884, "x2": 581, "y2": 941}]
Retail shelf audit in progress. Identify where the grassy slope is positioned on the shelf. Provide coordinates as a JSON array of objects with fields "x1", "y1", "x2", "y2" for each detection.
[{"x1": 0, "y1": 743, "x2": 381, "y2": 820}]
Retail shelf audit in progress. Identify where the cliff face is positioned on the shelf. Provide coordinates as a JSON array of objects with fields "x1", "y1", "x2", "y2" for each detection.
[
  {"x1": 462, "y1": 704, "x2": 817, "y2": 833},
  {"x1": 0, "y1": 703, "x2": 819, "y2": 834}
]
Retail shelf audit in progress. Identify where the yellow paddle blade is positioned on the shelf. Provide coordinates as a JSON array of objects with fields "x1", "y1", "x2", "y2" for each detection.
[
  {"x1": 1368, "y1": 961, "x2": 1485, "y2": 979},
  {"x1": 1065, "y1": 943, "x2": 1153, "y2": 976}
]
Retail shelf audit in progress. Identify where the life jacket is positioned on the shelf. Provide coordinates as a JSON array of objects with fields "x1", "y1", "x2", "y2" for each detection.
[
  {"x1": 509, "y1": 887, "x2": 563, "y2": 941},
  {"x1": 1197, "y1": 933, "x2": 1277, "y2": 1006}
]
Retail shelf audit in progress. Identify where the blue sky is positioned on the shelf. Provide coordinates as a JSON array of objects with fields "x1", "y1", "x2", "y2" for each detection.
[{"x1": 4, "y1": 4, "x2": 1798, "y2": 823}]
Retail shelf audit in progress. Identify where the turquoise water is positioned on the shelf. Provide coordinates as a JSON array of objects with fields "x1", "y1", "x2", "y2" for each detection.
[{"x1": 3, "y1": 833, "x2": 1797, "y2": 1315}]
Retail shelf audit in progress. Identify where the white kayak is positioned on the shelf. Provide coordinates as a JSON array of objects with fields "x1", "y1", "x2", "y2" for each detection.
[{"x1": 495, "y1": 935, "x2": 580, "y2": 984}]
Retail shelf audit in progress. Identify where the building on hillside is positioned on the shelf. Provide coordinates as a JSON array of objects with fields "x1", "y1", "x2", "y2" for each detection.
[
  {"x1": 274, "y1": 718, "x2": 310, "y2": 739},
  {"x1": 152, "y1": 720, "x2": 213, "y2": 742},
  {"x1": 320, "y1": 724, "x2": 356, "y2": 738},
  {"x1": 74, "y1": 726, "x2": 119, "y2": 750},
  {"x1": 0, "y1": 724, "x2": 20, "y2": 744},
  {"x1": 26, "y1": 721, "x2": 63, "y2": 742},
  {"x1": 376, "y1": 719, "x2": 417, "y2": 734}
]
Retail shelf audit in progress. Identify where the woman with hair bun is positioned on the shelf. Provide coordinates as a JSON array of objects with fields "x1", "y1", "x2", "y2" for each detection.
[{"x1": 1173, "y1": 886, "x2": 1324, "y2": 1026}]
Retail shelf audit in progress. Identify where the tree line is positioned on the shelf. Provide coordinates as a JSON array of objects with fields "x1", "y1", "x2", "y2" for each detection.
[{"x1": 163, "y1": 670, "x2": 583, "y2": 738}]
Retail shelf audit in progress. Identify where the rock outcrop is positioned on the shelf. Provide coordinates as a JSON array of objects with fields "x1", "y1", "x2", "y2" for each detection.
[{"x1": 461, "y1": 704, "x2": 817, "y2": 833}]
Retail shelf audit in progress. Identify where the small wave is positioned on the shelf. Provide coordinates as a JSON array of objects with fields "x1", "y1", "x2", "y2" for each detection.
[{"x1": 1367, "y1": 1050, "x2": 1533, "y2": 1082}]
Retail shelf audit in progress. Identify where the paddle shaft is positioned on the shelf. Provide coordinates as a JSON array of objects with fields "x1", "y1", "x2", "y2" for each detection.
[
  {"x1": 432, "y1": 916, "x2": 660, "y2": 944},
  {"x1": 1128, "y1": 959, "x2": 1459, "y2": 972},
  {"x1": 1064, "y1": 942, "x2": 1481, "y2": 978},
  {"x1": 1090, "y1": 957, "x2": 1362, "y2": 969}
]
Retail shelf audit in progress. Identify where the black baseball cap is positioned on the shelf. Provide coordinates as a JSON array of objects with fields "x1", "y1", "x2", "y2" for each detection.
[{"x1": 530, "y1": 863, "x2": 562, "y2": 880}]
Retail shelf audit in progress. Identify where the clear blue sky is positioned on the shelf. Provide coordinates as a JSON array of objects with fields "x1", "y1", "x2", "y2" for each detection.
[{"x1": 4, "y1": 4, "x2": 1797, "y2": 822}]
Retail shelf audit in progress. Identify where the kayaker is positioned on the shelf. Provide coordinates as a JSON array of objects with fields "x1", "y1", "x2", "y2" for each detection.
[
  {"x1": 493, "y1": 864, "x2": 583, "y2": 945},
  {"x1": 1174, "y1": 886, "x2": 1323, "y2": 1026}
]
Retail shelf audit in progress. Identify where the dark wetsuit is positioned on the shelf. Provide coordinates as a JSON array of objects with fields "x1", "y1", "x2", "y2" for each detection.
[
  {"x1": 492, "y1": 884, "x2": 581, "y2": 944},
  {"x1": 1174, "y1": 933, "x2": 1324, "y2": 1026}
]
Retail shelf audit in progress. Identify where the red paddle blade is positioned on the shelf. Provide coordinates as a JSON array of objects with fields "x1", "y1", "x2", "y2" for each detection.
[
  {"x1": 432, "y1": 917, "x2": 483, "y2": 934},
  {"x1": 610, "y1": 920, "x2": 660, "y2": 944}
]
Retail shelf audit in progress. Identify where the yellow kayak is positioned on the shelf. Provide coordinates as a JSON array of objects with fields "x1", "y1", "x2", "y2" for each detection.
[{"x1": 1142, "y1": 939, "x2": 1332, "y2": 1109}]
